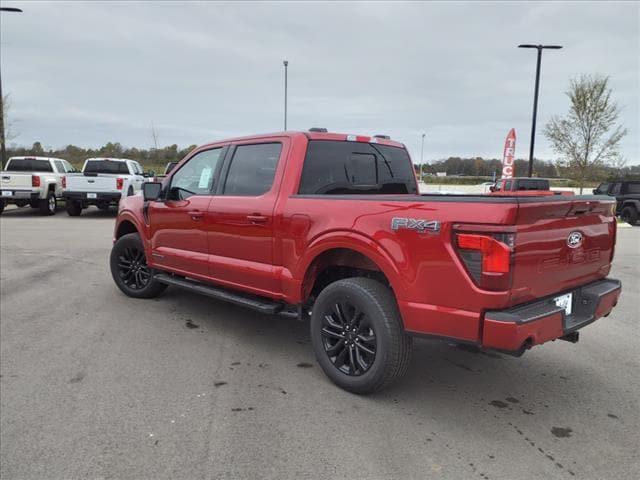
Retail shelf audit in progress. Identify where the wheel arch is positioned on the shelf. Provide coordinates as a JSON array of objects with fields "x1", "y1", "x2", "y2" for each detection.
[{"x1": 297, "y1": 232, "x2": 404, "y2": 307}]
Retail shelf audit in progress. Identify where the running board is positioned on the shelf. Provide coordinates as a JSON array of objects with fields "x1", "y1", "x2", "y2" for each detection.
[{"x1": 154, "y1": 273, "x2": 284, "y2": 315}]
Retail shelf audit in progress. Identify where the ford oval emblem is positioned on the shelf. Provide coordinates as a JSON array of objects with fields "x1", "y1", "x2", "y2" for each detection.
[{"x1": 567, "y1": 231, "x2": 583, "y2": 249}]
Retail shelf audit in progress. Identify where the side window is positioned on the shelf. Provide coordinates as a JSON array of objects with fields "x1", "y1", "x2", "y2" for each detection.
[
  {"x1": 611, "y1": 183, "x2": 622, "y2": 195},
  {"x1": 54, "y1": 160, "x2": 65, "y2": 173},
  {"x1": 134, "y1": 162, "x2": 143, "y2": 174},
  {"x1": 595, "y1": 182, "x2": 610, "y2": 194},
  {"x1": 626, "y1": 183, "x2": 640, "y2": 194},
  {"x1": 170, "y1": 148, "x2": 222, "y2": 199},
  {"x1": 223, "y1": 143, "x2": 282, "y2": 196},
  {"x1": 504, "y1": 180, "x2": 512, "y2": 191}
]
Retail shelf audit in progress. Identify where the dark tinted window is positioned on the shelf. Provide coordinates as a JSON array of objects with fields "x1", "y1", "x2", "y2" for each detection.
[
  {"x1": 595, "y1": 182, "x2": 610, "y2": 194},
  {"x1": 611, "y1": 183, "x2": 622, "y2": 195},
  {"x1": 223, "y1": 143, "x2": 281, "y2": 196},
  {"x1": 84, "y1": 160, "x2": 129, "y2": 174},
  {"x1": 625, "y1": 182, "x2": 640, "y2": 194},
  {"x1": 516, "y1": 179, "x2": 549, "y2": 190},
  {"x1": 299, "y1": 141, "x2": 417, "y2": 195},
  {"x1": 6, "y1": 158, "x2": 53, "y2": 172},
  {"x1": 504, "y1": 180, "x2": 512, "y2": 191}
]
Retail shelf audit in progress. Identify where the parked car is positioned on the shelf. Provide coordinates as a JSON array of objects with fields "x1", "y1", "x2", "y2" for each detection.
[
  {"x1": 489, "y1": 177, "x2": 573, "y2": 196},
  {"x1": 0, "y1": 156, "x2": 76, "y2": 215},
  {"x1": 63, "y1": 158, "x2": 145, "y2": 216},
  {"x1": 593, "y1": 180, "x2": 640, "y2": 225},
  {"x1": 110, "y1": 130, "x2": 621, "y2": 393}
]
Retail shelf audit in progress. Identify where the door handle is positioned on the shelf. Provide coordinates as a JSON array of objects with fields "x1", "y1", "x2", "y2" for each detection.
[
  {"x1": 189, "y1": 210, "x2": 204, "y2": 221},
  {"x1": 247, "y1": 214, "x2": 268, "y2": 224}
]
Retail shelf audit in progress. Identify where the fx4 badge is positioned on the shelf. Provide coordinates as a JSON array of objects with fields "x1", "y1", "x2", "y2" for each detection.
[{"x1": 391, "y1": 217, "x2": 440, "y2": 234}]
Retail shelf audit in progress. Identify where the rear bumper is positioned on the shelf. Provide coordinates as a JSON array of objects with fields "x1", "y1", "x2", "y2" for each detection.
[
  {"x1": 64, "y1": 191, "x2": 121, "y2": 204},
  {"x1": 482, "y1": 278, "x2": 621, "y2": 354},
  {"x1": 0, "y1": 190, "x2": 40, "y2": 201}
]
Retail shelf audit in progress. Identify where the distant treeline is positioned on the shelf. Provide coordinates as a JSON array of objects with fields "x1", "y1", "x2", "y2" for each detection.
[
  {"x1": 416, "y1": 157, "x2": 639, "y2": 181},
  {"x1": 5, "y1": 142, "x2": 639, "y2": 181},
  {"x1": 5, "y1": 142, "x2": 198, "y2": 171}
]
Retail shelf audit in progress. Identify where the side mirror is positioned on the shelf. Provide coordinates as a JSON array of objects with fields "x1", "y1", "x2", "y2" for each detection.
[
  {"x1": 489, "y1": 185, "x2": 496, "y2": 192},
  {"x1": 143, "y1": 182, "x2": 162, "y2": 201},
  {"x1": 592, "y1": 189, "x2": 598, "y2": 195}
]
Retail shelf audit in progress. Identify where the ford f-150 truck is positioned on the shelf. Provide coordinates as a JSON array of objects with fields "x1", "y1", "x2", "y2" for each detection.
[
  {"x1": 110, "y1": 130, "x2": 621, "y2": 393},
  {"x1": 64, "y1": 158, "x2": 146, "y2": 215},
  {"x1": 0, "y1": 156, "x2": 76, "y2": 215}
]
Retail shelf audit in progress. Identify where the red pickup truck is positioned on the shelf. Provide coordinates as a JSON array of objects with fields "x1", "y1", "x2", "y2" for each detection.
[{"x1": 110, "y1": 130, "x2": 621, "y2": 393}]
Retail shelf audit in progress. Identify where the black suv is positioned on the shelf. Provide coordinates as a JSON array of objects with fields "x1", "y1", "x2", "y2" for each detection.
[{"x1": 593, "y1": 180, "x2": 640, "y2": 225}]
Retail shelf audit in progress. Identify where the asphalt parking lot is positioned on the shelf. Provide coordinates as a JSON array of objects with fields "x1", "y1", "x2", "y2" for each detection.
[{"x1": 1, "y1": 205, "x2": 638, "y2": 480}]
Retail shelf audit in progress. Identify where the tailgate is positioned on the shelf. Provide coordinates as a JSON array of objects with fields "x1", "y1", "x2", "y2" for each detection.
[
  {"x1": 510, "y1": 197, "x2": 616, "y2": 304},
  {"x1": 67, "y1": 174, "x2": 117, "y2": 192},
  {"x1": 1, "y1": 173, "x2": 32, "y2": 189}
]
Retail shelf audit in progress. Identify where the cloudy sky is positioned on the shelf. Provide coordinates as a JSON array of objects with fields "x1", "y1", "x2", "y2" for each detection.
[{"x1": 1, "y1": 1, "x2": 638, "y2": 163}]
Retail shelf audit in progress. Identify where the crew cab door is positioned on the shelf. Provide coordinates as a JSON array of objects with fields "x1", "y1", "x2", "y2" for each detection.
[
  {"x1": 147, "y1": 147, "x2": 225, "y2": 277},
  {"x1": 207, "y1": 140, "x2": 288, "y2": 296}
]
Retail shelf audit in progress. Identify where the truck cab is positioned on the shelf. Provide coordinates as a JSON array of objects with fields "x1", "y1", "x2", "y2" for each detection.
[{"x1": 593, "y1": 180, "x2": 640, "y2": 224}]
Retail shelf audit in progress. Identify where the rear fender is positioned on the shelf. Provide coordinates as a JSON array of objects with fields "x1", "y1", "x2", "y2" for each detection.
[{"x1": 293, "y1": 231, "x2": 403, "y2": 304}]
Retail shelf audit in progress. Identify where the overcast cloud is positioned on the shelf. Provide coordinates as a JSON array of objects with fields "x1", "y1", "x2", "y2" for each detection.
[{"x1": 1, "y1": 1, "x2": 638, "y2": 163}]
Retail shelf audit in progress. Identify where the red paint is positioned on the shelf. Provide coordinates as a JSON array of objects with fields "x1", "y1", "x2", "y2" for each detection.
[{"x1": 114, "y1": 131, "x2": 620, "y2": 350}]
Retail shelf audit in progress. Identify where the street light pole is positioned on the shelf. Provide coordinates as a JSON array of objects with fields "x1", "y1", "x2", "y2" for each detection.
[
  {"x1": 0, "y1": 7, "x2": 23, "y2": 168},
  {"x1": 420, "y1": 133, "x2": 426, "y2": 182},
  {"x1": 518, "y1": 44, "x2": 562, "y2": 177},
  {"x1": 283, "y1": 60, "x2": 288, "y2": 131}
]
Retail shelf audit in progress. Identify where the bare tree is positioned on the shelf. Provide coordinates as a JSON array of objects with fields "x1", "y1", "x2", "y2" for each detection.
[{"x1": 544, "y1": 75, "x2": 627, "y2": 193}]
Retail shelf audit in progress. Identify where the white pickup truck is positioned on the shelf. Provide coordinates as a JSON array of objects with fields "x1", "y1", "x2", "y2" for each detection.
[
  {"x1": 64, "y1": 158, "x2": 146, "y2": 216},
  {"x1": 0, "y1": 156, "x2": 76, "y2": 215}
]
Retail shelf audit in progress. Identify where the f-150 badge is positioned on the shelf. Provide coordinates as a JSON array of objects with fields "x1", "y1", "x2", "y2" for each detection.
[{"x1": 391, "y1": 217, "x2": 440, "y2": 234}]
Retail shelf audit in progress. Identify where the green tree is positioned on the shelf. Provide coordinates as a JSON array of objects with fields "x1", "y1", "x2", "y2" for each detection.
[{"x1": 544, "y1": 75, "x2": 627, "y2": 193}]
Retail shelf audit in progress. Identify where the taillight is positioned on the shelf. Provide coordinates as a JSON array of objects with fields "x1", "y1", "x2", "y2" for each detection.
[
  {"x1": 32, "y1": 175, "x2": 41, "y2": 187},
  {"x1": 61, "y1": 176, "x2": 66, "y2": 189},
  {"x1": 116, "y1": 178, "x2": 124, "y2": 190},
  {"x1": 455, "y1": 232, "x2": 515, "y2": 291}
]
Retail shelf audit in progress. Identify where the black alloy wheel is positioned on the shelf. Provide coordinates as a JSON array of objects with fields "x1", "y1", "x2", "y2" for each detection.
[
  {"x1": 321, "y1": 301, "x2": 377, "y2": 376},
  {"x1": 116, "y1": 245, "x2": 152, "y2": 290}
]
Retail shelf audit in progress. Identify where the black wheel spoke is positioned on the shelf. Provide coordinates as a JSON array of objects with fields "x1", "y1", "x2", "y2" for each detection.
[
  {"x1": 355, "y1": 341, "x2": 375, "y2": 356},
  {"x1": 116, "y1": 244, "x2": 150, "y2": 290},
  {"x1": 348, "y1": 346, "x2": 357, "y2": 374},
  {"x1": 326, "y1": 339, "x2": 345, "y2": 356},
  {"x1": 321, "y1": 326, "x2": 344, "y2": 341},
  {"x1": 354, "y1": 347, "x2": 368, "y2": 372}
]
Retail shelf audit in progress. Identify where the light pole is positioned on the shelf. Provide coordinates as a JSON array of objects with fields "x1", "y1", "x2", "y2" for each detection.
[
  {"x1": 0, "y1": 7, "x2": 23, "y2": 168},
  {"x1": 518, "y1": 44, "x2": 562, "y2": 177},
  {"x1": 420, "y1": 133, "x2": 426, "y2": 182},
  {"x1": 283, "y1": 60, "x2": 288, "y2": 131}
]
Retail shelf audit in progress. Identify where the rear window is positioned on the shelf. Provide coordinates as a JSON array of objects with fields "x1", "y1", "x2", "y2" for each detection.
[
  {"x1": 516, "y1": 179, "x2": 549, "y2": 190},
  {"x1": 299, "y1": 141, "x2": 417, "y2": 195},
  {"x1": 84, "y1": 160, "x2": 129, "y2": 174},
  {"x1": 6, "y1": 158, "x2": 53, "y2": 172},
  {"x1": 626, "y1": 182, "x2": 640, "y2": 194}
]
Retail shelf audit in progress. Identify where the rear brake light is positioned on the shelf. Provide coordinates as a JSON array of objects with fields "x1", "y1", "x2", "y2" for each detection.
[
  {"x1": 116, "y1": 178, "x2": 124, "y2": 190},
  {"x1": 61, "y1": 176, "x2": 66, "y2": 189},
  {"x1": 455, "y1": 232, "x2": 515, "y2": 291},
  {"x1": 32, "y1": 175, "x2": 41, "y2": 187}
]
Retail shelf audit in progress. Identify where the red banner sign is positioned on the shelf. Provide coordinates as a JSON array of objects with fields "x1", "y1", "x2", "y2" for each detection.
[{"x1": 501, "y1": 129, "x2": 516, "y2": 178}]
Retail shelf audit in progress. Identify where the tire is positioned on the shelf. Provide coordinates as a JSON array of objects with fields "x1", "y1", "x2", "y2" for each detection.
[
  {"x1": 97, "y1": 203, "x2": 110, "y2": 211},
  {"x1": 310, "y1": 277, "x2": 412, "y2": 394},
  {"x1": 39, "y1": 191, "x2": 57, "y2": 215},
  {"x1": 110, "y1": 233, "x2": 167, "y2": 299},
  {"x1": 621, "y1": 206, "x2": 638, "y2": 225},
  {"x1": 30, "y1": 200, "x2": 39, "y2": 209},
  {"x1": 66, "y1": 201, "x2": 83, "y2": 216},
  {"x1": 0, "y1": 200, "x2": 4, "y2": 214}
]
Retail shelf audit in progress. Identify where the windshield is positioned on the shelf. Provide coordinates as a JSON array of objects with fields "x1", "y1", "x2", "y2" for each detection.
[
  {"x1": 84, "y1": 160, "x2": 129, "y2": 174},
  {"x1": 6, "y1": 158, "x2": 53, "y2": 172},
  {"x1": 299, "y1": 140, "x2": 417, "y2": 195}
]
